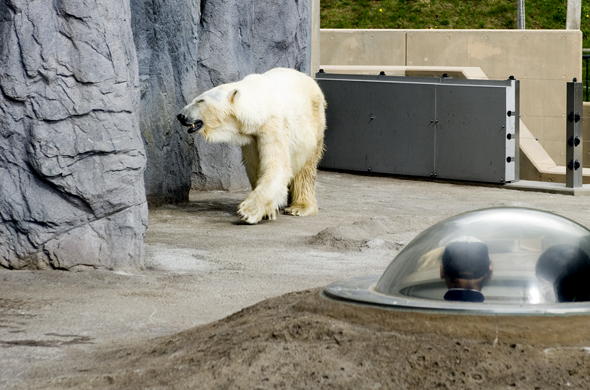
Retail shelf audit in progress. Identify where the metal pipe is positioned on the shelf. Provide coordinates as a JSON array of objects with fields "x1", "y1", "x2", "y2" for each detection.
[
  {"x1": 567, "y1": 0, "x2": 582, "y2": 30},
  {"x1": 517, "y1": 0, "x2": 525, "y2": 30}
]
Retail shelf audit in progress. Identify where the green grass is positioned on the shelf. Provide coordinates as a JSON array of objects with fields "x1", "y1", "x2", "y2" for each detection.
[{"x1": 321, "y1": 0, "x2": 590, "y2": 47}]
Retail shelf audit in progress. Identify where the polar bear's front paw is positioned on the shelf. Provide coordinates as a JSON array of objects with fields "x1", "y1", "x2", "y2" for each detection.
[
  {"x1": 238, "y1": 199, "x2": 263, "y2": 224},
  {"x1": 238, "y1": 197, "x2": 277, "y2": 224}
]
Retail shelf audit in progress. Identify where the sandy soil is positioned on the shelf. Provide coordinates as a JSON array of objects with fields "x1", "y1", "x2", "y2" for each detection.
[
  {"x1": 2, "y1": 171, "x2": 590, "y2": 389},
  {"x1": 15, "y1": 288, "x2": 590, "y2": 389}
]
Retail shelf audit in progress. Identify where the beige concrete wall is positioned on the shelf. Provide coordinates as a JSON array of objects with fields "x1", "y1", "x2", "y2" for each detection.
[
  {"x1": 583, "y1": 102, "x2": 590, "y2": 167},
  {"x1": 321, "y1": 29, "x2": 406, "y2": 66},
  {"x1": 320, "y1": 29, "x2": 582, "y2": 169}
]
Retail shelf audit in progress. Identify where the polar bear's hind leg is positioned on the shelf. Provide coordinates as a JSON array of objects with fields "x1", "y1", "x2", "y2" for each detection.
[
  {"x1": 284, "y1": 137, "x2": 324, "y2": 217},
  {"x1": 285, "y1": 91, "x2": 326, "y2": 217}
]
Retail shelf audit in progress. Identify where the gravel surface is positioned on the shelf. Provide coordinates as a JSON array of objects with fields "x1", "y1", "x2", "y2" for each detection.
[{"x1": 3, "y1": 171, "x2": 590, "y2": 389}]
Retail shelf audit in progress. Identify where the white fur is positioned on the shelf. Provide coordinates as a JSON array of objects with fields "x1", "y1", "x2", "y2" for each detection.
[{"x1": 179, "y1": 68, "x2": 326, "y2": 224}]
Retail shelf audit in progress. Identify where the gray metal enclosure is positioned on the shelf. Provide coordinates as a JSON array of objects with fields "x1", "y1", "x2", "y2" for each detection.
[{"x1": 316, "y1": 73, "x2": 519, "y2": 184}]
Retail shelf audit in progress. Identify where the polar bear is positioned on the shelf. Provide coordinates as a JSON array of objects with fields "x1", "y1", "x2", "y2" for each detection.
[{"x1": 177, "y1": 68, "x2": 326, "y2": 224}]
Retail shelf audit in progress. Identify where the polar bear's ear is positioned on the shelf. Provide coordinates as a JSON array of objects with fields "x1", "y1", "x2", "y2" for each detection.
[{"x1": 229, "y1": 89, "x2": 239, "y2": 104}]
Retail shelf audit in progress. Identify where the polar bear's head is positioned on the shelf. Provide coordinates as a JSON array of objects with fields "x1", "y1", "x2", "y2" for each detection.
[{"x1": 177, "y1": 86, "x2": 249, "y2": 144}]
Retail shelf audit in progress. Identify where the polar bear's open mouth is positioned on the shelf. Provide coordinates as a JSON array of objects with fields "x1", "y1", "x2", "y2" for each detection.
[{"x1": 187, "y1": 120, "x2": 203, "y2": 134}]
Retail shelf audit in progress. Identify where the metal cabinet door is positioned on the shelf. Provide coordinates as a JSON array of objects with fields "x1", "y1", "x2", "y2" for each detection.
[
  {"x1": 435, "y1": 84, "x2": 511, "y2": 183},
  {"x1": 319, "y1": 79, "x2": 436, "y2": 177}
]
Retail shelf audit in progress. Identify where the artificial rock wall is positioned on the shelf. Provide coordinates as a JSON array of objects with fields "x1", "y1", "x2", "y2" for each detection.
[
  {"x1": 0, "y1": 0, "x2": 147, "y2": 270},
  {"x1": 131, "y1": 0, "x2": 199, "y2": 204}
]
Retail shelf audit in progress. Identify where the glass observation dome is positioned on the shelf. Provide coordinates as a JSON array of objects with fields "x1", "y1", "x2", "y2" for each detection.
[{"x1": 324, "y1": 208, "x2": 590, "y2": 314}]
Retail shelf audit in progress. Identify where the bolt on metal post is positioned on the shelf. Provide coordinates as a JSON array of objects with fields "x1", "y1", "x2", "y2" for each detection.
[{"x1": 566, "y1": 79, "x2": 583, "y2": 188}]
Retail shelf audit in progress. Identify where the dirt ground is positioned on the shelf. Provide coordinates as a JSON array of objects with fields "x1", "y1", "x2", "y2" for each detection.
[{"x1": 3, "y1": 171, "x2": 590, "y2": 389}]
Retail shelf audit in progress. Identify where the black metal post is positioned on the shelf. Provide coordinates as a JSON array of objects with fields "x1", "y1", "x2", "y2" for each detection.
[{"x1": 566, "y1": 79, "x2": 583, "y2": 188}]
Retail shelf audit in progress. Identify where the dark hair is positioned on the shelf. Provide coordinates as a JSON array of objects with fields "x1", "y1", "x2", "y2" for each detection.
[
  {"x1": 442, "y1": 241, "x2": 490, "y2": 280},
  {"x1": 535, "y1": 244, "x2": 577, "y2": 282},
  {"x1": 555, "y1": 269, "x2": 590, "y2": 302},
  {"x1": 540, "y1": 245, "x2": 590, "y2": 302}
]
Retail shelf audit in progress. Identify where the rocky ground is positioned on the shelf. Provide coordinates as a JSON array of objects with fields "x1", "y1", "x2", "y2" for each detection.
[{"x1": 2, "y1": 171, "x2": 590, "y2": 389}]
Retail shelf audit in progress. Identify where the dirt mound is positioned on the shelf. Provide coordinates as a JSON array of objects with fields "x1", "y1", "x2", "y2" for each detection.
[
  {"x1": 20, "y1": 288, "x2": 590, "y2": 390},
  {"x1": 309, "y1": 216, "x2": 440, "y2": 251}
]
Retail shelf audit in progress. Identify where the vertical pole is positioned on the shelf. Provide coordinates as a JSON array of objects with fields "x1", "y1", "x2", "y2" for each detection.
[
  {"x1": 311, "y1": 0, "x2": 321, "y2": 76},
  {"x1": 566, "y1": 79, "x2": 583, "y2": 188},
  {"x1": 517, "y1": 0, "x2": 525, "y2": 29},
  {"x1": 513, "y1": 78, "x2": 520, "y2": 182},
  {"x1": 567, "y1": 0, "x2": 582, "y2": 30}
]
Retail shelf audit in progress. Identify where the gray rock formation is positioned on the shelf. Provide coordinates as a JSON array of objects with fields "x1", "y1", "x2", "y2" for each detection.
[
  {"x1": 131, "y1": 0, "x2": 200, "y2": 204},
  {"x1": 133, "y1": 0, "x2": 312, "y2": 196},
  {"x1": 198, "y1": 0, "x2": 311, "y2": 86},
  {"x1": 0, "y1": 0, "x2": 148, "y2": 270}
]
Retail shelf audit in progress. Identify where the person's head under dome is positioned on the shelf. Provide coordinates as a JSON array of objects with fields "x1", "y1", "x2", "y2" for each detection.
[
  {"x1": 536, "y1": 244, "x2": 590, "y2": 303},
  {"x1": 440, "y1": 238, "x2": 493, "y2": 303}
]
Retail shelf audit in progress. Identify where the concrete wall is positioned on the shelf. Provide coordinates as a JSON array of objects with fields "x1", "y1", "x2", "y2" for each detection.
[
  {"x1": 583, "y1": 102, "x2": 590, "y2": 167},
  {"x1": 320, "y1": 29, "x2": 582, "y2": 168}
]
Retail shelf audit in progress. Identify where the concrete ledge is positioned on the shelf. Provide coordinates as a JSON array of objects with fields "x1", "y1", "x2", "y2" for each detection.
[
  {"x1": 504, "y1": 180, "x2": 590, "y2": 196},
  {"x1": 319, "y1": 65, "x2": 488, "y2": 79}
]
